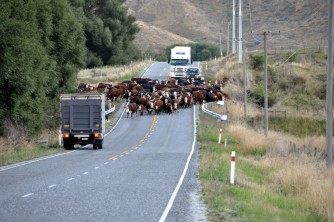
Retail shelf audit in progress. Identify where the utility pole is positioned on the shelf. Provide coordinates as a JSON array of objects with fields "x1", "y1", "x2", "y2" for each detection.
[
  {"x1": 243, "y1": 40, "x2": 247, "y2": 118},
  {"x1": 232, "y1": 0, "x2": 236, "y2": 54},
  {"x1": 326, "y1": 0, "x2": 333, "y2": 167},
  {"x1": 227, "y1": 22, "x2": 230, "y2": 56},
  {"x1": 220, "y1": 32, "x2": 223, "y2": 57},
  {"x1": 256, "y1": 30, "x2": 279, "y2": 136},
  {"x1": 264, "y1": 32, "x2": 268, "y2": 137},
  {"x1": 238, "y1": 0, "x2": 243, "y2": 63}
]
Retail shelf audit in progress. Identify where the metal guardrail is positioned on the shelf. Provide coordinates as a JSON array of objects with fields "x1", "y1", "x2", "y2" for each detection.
[
  {"x1": 201, "y1": 102, "x2": 227, "y2": 121},
  {"x1": 105, "y1": 105, "x2": 115, "y2": 116}
]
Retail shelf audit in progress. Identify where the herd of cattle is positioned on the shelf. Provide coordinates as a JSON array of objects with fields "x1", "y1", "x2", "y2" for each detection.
[{"x1": 78, "y1": 76, "x2": 229, "y2": 118}]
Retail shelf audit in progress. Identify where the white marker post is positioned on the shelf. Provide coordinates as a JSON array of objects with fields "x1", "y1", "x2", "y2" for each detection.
[
  {"x1": 218, "y1": 129, "x2": 222, "y2": 144},
  {"x1": 230, "y1": 151, "x2": 236, "y2": 185},
  {"x1": 58, "y1": 129, "x2": 62, "y2": 146}
]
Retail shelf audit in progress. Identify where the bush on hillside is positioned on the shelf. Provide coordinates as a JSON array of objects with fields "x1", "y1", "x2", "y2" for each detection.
[
  {"x1": 249, "y1": 54, "x2": 264, "y2": 70},
  {"x1": 249, "y1": 83, "x2": 277, "y2": 108}
]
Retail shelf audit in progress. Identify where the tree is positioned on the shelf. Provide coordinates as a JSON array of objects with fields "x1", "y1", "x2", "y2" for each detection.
[
  {"x1": 249, "y1": 53, "x2": 264, "y2": 69},
  {"x1": 69, "y1": 0, "x2": 141, "y2": 68},
  {"x1": 0, "y1": 0, "x2": 86, "y2": 135},
  {"x1": 0, "y1": 1, "x2": 52, "y2": 134}
]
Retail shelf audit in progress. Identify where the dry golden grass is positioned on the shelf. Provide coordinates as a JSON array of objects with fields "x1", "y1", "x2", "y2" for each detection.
[
  {"x1": 227, "y1": 122, "x2": 333, "y2": 220},
  {"x1": 125, "y1": 0, "x2": 326, "y2": 53},
  {"x1": 133, "y1": 21, "x2": 193, "y2": 53},
  {"x1": 263, "y1": 156, "x2": 334, "y2": 220},
  {"x1": 77, "y1": 60, "x2": 153, "y2": 84}
]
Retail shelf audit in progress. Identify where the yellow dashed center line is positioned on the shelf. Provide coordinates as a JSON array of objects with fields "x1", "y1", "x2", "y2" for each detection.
[
  {"x1": 107, "y1": 115, "x2": 158, "y2": 160},
  {"x1": 121, "y1": 150, "x2": 129, "y2": 155},
  {"x1": 108, "y1": 155, "x2": 119, "y2": 160}
]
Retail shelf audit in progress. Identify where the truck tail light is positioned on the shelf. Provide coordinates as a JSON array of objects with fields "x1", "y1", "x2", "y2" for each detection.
[
  {"x1": 94, "y1": 133, "x2": 102, "y2": 138},
  {"x1": 63, "y1": 133, "x2": 70, "y2": 138}
]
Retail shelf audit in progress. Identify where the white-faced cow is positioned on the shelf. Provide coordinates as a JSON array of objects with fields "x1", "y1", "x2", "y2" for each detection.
[{"x1": 126, "y1": 103, "x2": 138, "y2": 118}]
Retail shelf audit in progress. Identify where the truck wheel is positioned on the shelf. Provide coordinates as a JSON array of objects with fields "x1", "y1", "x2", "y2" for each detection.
[
  {"x1": 94, "y1": 140, "x2": 103, "y2": 149},
  {"x1": 63, "y1": 139, "x2": 73, "y2": 150}
]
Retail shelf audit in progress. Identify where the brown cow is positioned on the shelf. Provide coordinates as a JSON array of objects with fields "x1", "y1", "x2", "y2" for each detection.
[
  {"x1": 146, "y1": 100, "x2": 154, "y2": 115},
  {"x1": 97, "y1": 83, "x2": 108, "y2": 93},
  {"x1": 138, "y1": 104, "x2": 145, "y2": 116},
  {"x1": 165, "y1": 102, "x2": 173, "y2": 115},
  {"x1": 154, "y1": 100, "x2": 163, "y2": 115},
  {"x1": 126, "y1": 103, "x2": 138, "y2": 118},
  {"x1": 138, "y1": 96, "x2": 148, "y2": 106},
  {"x1": 193, "y1": 91, "x2": 204, "y2": 105},
  {"x1": 171, "y1": 99, "x2": 179, "y2": 113},
  {"x1": 107, "y1": 87, "x2": 124, "y2": 101}
]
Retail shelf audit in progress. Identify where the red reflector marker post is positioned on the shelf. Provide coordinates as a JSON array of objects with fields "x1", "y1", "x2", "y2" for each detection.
[{"x1": 230, "y1": 151, "x2": 236, "y2": 185}]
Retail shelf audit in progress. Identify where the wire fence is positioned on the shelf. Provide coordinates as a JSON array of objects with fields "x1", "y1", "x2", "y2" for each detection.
[{"x1": 287, "y1": 141, "x2": 328, "y2": 160}]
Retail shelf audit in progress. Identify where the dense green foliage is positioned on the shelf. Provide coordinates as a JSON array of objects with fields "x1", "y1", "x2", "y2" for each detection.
[
  {"x1": 0, "y1": 0, "x2": 140, "y2": 135},
  {"x1": 165, "y1": 43, "x2": 221, "y2": 61},
  {"x1": 249, "y1": 53, "x2": 264, "y2": 69},
  {"x1": 69, "y1": 0, "x2": 141, "y2": 68},
  {"x1": 249, "y1": 82, "x2": 277, "y2": 108}
]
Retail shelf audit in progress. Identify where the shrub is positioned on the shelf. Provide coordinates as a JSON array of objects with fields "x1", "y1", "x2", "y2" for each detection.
[
  {"x1": 249, "y1": 83, "x2": 277, "y2": 108},
  {"x1": 249, "y1": 54, "x2": 264, "y2": 70}
]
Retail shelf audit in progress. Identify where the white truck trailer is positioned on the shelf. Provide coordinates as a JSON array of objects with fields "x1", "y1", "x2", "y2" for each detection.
[
  {"x1": 169, "y1": 46, "x2": 192, "y2": 78},
  {"x1": 60, "y1": 93, "x2": 105, "y2": 150}
]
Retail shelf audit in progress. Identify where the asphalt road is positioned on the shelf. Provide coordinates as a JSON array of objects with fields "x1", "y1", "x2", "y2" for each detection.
[{"x1": 0, "y1": 62, "x2": 207, "y2": 222}]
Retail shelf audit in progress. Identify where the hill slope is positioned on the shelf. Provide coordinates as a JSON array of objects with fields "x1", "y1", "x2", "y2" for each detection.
[{"x1": 124, "y1": 0, "x2": 327, "y2": 53}]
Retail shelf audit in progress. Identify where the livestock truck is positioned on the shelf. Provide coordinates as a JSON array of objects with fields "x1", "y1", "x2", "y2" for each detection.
[
  {"x1": 60, "y1": 93, "x2": 105, "y2": 150},
  {"x1": 169, "y1": 46, "x2": 192, "y2": 78}
]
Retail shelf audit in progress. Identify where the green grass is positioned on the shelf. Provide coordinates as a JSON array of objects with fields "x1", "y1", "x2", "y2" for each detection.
[
  {"x1": 0, "y1": 146, "x2": 65, "y2": 167},
  {"x1": 247, "y1": 116, "x2": 327, "y2": 137},
  {"x1": 238, "y1": 161, "x2": 267, "y2": 185},
  {"x1": 269, "y1": 117, "x2": 326, "y2": 137}
]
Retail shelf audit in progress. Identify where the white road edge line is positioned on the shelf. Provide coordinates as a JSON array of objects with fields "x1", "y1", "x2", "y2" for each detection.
[
  {"x1": 0, "y1": 151, "x2": 76, "y2": 172},
  {"x1": 159, "y1": 105, "x2": 197, "y2": 222},
  {"x1": 22, "y1": 193, "x2": 33, "y2": 198},
  {"x1": 48, "y1": 184, "x2": 56, "y2": 188}
]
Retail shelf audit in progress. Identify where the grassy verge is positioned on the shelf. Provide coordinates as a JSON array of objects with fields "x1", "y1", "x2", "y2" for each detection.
[
  {"x1": 0, "y1": 145, "x2": 65, "y2": 167},
  {"x1": 199, "y1": 111, "x2": 331, "y2": 221}
]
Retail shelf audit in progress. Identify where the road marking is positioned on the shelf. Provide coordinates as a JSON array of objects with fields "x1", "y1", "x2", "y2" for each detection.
[
  {"x1": 104, "y1": 162, "x2": 109, "y2": 165},
  {"x1": 159, "y1": 105, "x2": 197, "y2": 222},
  {"x1": 95, "y1": 167, "x2": 100, "y2": 169},
  {"x1": 48, "y1": 184, "x2": 56, "y2": 188},
  {"x1": 106, "y1": 114, "x2": 157, "y2": 162},
  {"x1": 108, "y1": 155, "x2": 118, "y2": 160},
  {"x1": 83, "y1": 172, "x2": 89, "y2": 175},
  {"x1": 22, "y1": 193, "x2": 33, "y2": 198},
  {"x1": 0, "y1": 151, "x2": 76, "y2": 172},
  {"x1": 68, "y1": 178, "x2": 75, "y2": 181}
]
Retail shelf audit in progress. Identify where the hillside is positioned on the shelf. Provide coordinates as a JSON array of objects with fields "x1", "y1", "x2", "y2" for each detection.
[{"x1": 124, "y1": 0, "x2": 327, "y2": 53}]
